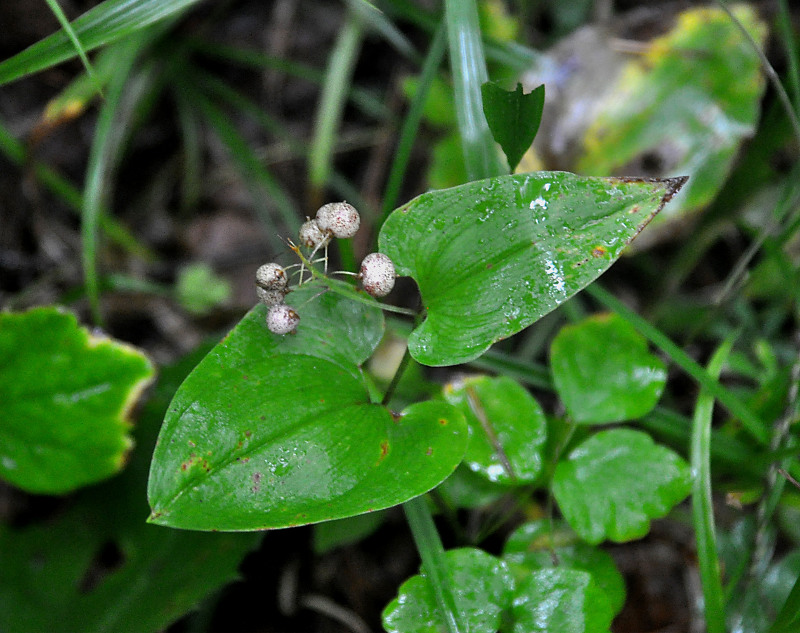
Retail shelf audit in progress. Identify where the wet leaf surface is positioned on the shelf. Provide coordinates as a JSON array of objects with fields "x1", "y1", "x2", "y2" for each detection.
[
  {"x1": 443, "y1": 375, "x2": 547, "y2": 484},
  {"x1": 552, "y1": 428, "x2": 692, "y2": 544},
  {"x1": 382, "y1": 548, "x2": 514, "y2": 633},
  {"x1": 148, "y1": 288, "x2": 468, "y2": 530},
  {"x1": 379, "y1": 171, "x2": 686, "y2": 366},
  {"x1": 503, "y1": 519, "x2": 626, "y2": 615}
]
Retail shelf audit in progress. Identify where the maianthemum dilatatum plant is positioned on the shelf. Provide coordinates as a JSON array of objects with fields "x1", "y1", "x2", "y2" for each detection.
[{"x1": 147, "y1": 169, "x2": 691, "y2": 632}]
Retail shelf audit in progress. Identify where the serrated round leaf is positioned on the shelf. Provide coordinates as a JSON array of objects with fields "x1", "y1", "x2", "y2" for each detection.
[
  {"x1": 443, "y1": 375, "x2": 547, "y2": 484},
  {"x1": 550, "y1": 313, "x2": 667, "y2": 424},
  {"x1": 503, "y1": 519, "x2": 625, "y2": 615},
  {"x1": 511, "y1": 568, "x2": 614, "y2": 633},
  {"x1": 0, "y1": 307, "x2": 154, "y2": 493},
  {"x1": 552, "y1": 429, "x2": 692, "y2": 544},
  {"x1": 379, "y1": 172, "x2": 686, "y2": 366},
  {"x1": 382, "y1": 548, "x2": 514, "y2": 633}
]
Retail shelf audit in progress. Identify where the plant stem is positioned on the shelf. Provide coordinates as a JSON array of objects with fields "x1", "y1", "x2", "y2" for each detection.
[
  {"x1": 691, "y1": 337, "x2": 732, "y2": 633},
  {"x1": 380, "y1": 20, "x2": 447, "y2": 225},
  {"x1": 381, "y1": 344, "x2": 413, "y2": 406},
  {"x1": 443, "y1": 0, "x2": 505, "y2": 180},
  {"x1": 403, "y1": 496, "x2": 465, "y2": 633}
]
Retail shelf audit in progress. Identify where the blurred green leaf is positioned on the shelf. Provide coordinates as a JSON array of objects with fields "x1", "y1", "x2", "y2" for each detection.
[
  {"x1": 0, "y1": 345, "x2": 259, "y2": 633},
  {"x1": 549, "y1": 313, "x2": 667, "y2": 424},
  {"x1": 481, "y1": 82, "x2": 544, "y2": 172},
  {"x1": 0, "y1": 307, "x2": 154, "y2": 493},
  {"x1": 443, "y1": 375, "x2": 547, "y2": 484},
  {"x1": 382, "y1": 548, "x2": 514, "y2": 633},
  {"x1": 436, "y1": 464, "x2": 512, "y2": 510},
  {"x1": 552, "y1": 428, "x2": 692, "y2": 544},
  {"x1": 578, "y1": 5, "x2": 767, "y2": 239},
  {"x1": 0, "y1": 0, "x2": 204, "y2": 85},
  {"x1": 503, "y1": 519, "x2": 625, "y2": 615},
  {"x1": 379, "y1": 171, "x2": 687, "y2": 366},
  {"x1": 176, "y1": 263, "x2": 232, "y2": 315},
  {"x1": 511, "y1": 568, "x2": 614, "y2": 633}
]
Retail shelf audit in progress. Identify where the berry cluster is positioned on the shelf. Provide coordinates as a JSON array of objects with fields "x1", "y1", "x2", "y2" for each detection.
[{"x1": 256, "y1": 202, "x2": 396, "y2": 335}]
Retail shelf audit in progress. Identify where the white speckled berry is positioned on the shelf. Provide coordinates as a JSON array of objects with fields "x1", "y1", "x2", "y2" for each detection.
[
  {"x1": 256, "y1": 263, "x2": 287, "y2": 291},
  {"x1": 315, "y1": 202, "x2": 360, "y2": 239},
  {"x1": 257, "y1": 286, "x2": 286, "y2": 307},
  {"x1": 266, "y1": 304, "x2": 299, "y2": 335},
  {"x1": 359, "y1": 252, "x2": 396, "y2": 297},
  {"x1": 299, "y1": 218, "x2": 328, "y2": 249}
]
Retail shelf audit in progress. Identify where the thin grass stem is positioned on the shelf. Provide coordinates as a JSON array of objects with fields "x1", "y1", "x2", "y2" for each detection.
[{"x1": 691, "y1": 337, "x2": 732, "y2": 633}]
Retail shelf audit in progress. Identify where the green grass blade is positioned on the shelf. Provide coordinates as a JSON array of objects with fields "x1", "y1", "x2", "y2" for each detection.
[
  {"x1": 191, "y1": 69, "x2": 371, "y2": 224},
  {"x1": 43, "y1": 0, "x2": 100, "y2": 92},
  {"x1": 82, "y1": 36, "x2": 150, "y2": 324},
  {"x1": 586, "y1": 284, "x2": 768, "y2": 444},
  {"x1": 691, "y1": 338, "x2": 733, "y2": 633},
  {"x1": 443, "y1": 0, "x2": 505, "y2": 181},
  {"x1": 0, "y1": 118, "x2": 152, "y2": 259},
  {"x1": 771, "y1": 571, "x2": 800, "y2": 632},
  {"x1": 189, "y1": 40, "x2": 390, "y2": 121},
  {"x1": 308, "y1": 9, "x2": 365, "y2": 191},
  {"x1": 187, "y1": 88, "x2": 300, "y2": 243},
  {"x1": 403, "y1": 496, "x2": 466, "y2": 633},
  {"x1": 173, "y1": 88, "x2": 203, "y2": 211},
  {"x1": 0, "y1": 0, "x2": 203, "y2": 86},
  {"x1": 345, "y1": 0, "x2": 418, "y2": 60},
  {"x1": 380, "y1": 21, "x2": 447, "y2": 225}
]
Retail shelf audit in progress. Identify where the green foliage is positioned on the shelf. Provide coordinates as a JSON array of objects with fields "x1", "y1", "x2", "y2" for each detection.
[
  {"x1": 147, "y1": 287, "x2": 468, "y2": 530},
  {"x1": 2, "y1": 0, "x2": 799, "y2": 631},
  {"x1": 383, "y1": 548, "x2": 514, "y2": 633},
  {"x1": 578, "y1": 5, "x2": 768, "y2": 230},
  {"x1": 0, "y1": 307, "x2": 154, "y2": 493},
  {"x1": 379, "y1": 172, "x2": 685, "y2": 365},
  {"x1": 481, "y1": 81, "x2": 544, "y2": 172},
  {"x1": 550, "y1": 313, "x2": 667, "y2": 424},
  {"x1": 443, "y1": 375, "x2": 547, "y2": 484},
  {"x1": 503, "y1": 520, "x2": 626, "y2": 615},
  {"x1": 0, "y1": 0, "x2": 204, "y2": 86},
  {"x1": 175, "y1": 263, "x2": 232, "y2": 315},
  {"x1": 384, "y1": 547, "x2": 615, "y2": 633},
  {"x1": 0, "y1": 346, "x2": 259, "y2": 633},
  {"x1": 552, "y1": 429, "x2": 692, "y2": 544}
]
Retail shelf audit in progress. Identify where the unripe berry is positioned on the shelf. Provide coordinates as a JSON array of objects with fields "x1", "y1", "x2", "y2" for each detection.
[
  {"x1": 266, "y1": 304, "x2": 299, "y2": 335},
  {"x1": 257, "y1": 286, "x2": 286, "y2": 307},
  {"x1": 359, "y1": 252, "x2": 396, "y2": 297},
  {"x1": 315, "y1": 202, "x2": 360, "y2": 239},
  {"x1": 299, "y1": 218, "x2": 328, "y2": 249},
  {"x1": 256, "y1": 263, "x2": 287, "y2": 291}
]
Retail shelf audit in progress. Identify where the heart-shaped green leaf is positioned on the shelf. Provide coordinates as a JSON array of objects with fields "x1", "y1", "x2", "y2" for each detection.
[
  {"x1": 0, "y1": 307, "x2": 154, "y2": 493},
  {"x1": 379, "y1": 171, "x2": 686, "y2": 366},
  {"x1": 148, "y1": 288, "x2": 468, "y2": 530},
  {"x1": 382, "y1": 548, "x2": 514, "y2": 633},
  {"x1": 552, "y1": 428, "x2": 692, "y2": 544},
  {"x1": 443, "y1": 375, "x2": 547, "y2": 484},
  {"x1": 550, "y1": 313, "x2": 667, "y2": 424}
]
